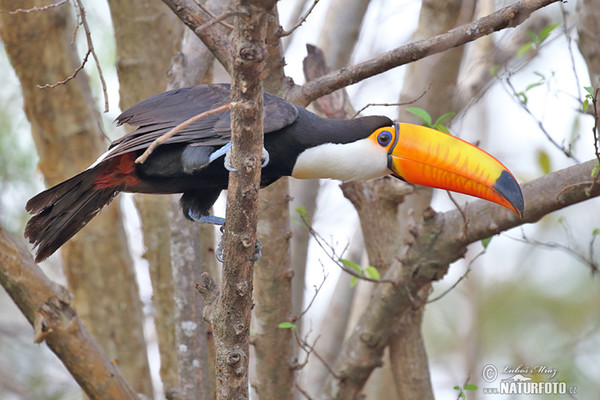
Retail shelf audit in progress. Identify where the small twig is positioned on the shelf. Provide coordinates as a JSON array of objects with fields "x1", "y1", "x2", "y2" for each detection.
[
  {"x1": 1, "y1": 0, "x2": 68, "y2": 14},
  {"x1": 505, "y1": 75, "x2": 580, "y2": 162},
  {"x1": 295, "y1": 383, "x2": 315, "y2": 400},
  {"x1": 196, "y1": 2, "x2": 234, "y2": 30},
  {"x1": 447, "y1": 191, "x2": 468, "y2": 240},
  {"x1": 351, "y1": 82, "x2": 432, "y2": 118},
  {"x1": 559, "y1": 4, "x2": 583, "y2": 103},
  {"x1": 293, "y1": 331, "x2": 341, "y2": 380},
  {"x1": 507, "y1": 229, "x2": 598, "y2": 273},
  {"x1": 195, "y1": 11, "x2": 241, "y2": 34},
  {"x1": 297, "y1": 264, "x2": 328, "y2": 321},
  {"x1": 135, "y1": 102, "x2": 234, "y2": 164},
  {"x1": 38, "y1": 49, "x2": 90, "y2": 89},
  {"x1": 279, "y1": 0, "x2": 319, "y2": 37},
  {"x1": 427, "y1": 249, "x2": 486, "y2": 304},
  {"x1": 74, "y1": 0, "x2": 109, "y2": 112}
]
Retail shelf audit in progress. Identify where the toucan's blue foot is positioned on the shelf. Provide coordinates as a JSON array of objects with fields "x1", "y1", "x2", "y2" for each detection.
[
  {"x1": 219, "y1": 143, "x2": 270, "y2": 172},
  {"x1": 187, "y1": 210, "x2": 225, "y2": 226}
]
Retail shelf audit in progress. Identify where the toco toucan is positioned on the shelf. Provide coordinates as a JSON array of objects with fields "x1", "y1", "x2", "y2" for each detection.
[{"x1": 25, "y1": 84, "x2": 524, "y2": 262}]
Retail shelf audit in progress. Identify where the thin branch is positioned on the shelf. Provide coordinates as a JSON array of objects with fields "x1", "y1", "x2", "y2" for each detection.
[
  {"x1": 196, "y1": 1, "x2": 235, "y2": 30},
  {"x1": 351, "y1": 82, "x2": 432, "y2": 118},
  {"x1": 507, "y1": 229, "x2": 598, "y2": 273},
  {"x1": 294, "y1": 0, "x2": 562, "y2": 106},
  {"x1": 505, "y1": 75, "x2": 580, "y2": 162},
  {"x1": 135, "y1": 102, "x2": 233, "y2": 164},
  {"x1": 279, "y1": 0, "x2": 320, "y2": 37},
  {"x1": 296, "y1": 210, "x2": 396, "y2": 285},
  {"x1": 73, "y1": 0, "x2": 109, "y2": 112},
  {"x1": 427, "y1": 248, "x2": 486, "y2": 304},
  {"x1": 1, "y1": 0, "x2": 68, "y2": 14},
  {"x1": 38, "y1": 48, "x2": 90, "y2": 89},
  {"x1": 196, "y1": 11, "x2": 240, "y2": 33}
]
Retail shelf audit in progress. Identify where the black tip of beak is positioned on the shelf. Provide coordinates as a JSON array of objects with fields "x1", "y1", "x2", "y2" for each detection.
[{"x1": 493, "y1": 170, "x2": 524, "y2": 217}]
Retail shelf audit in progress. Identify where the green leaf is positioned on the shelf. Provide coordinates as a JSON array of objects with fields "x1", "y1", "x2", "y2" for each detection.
[
  {"x1": 525, "y1": 81, "x2": 544, "y2": 92},
  {"x1": 464, "y1": 384, "x2": 478, "y2": 391},
  {"x1": 340, "y1": 258, "x2": 363, "y2": 274},
  {"x1": 592, "y1": 228, "x2": 600, "y2": 236},
  {"x1": 517, "y1": 42, "x2": 533, "y2": 57},
  {"x1": 516, "y1": 92, "x2": 528, "y2": 105},
  {"x1": 350, "y1": 276, "x2": 358, "y2": 288},
  {"x1": 583, "y1": 99, "x2": 589, "y2": 113},
  {"x1": 525, "y1": 29, "x2": 538, "y2": 42},
  {"x1": 295, "y1": 206, "x2": 307, "y2": 216},
  {"x1": 433, "y1": 112, "x2": 456, "y2": 128},
  {"x1": 406, "y1": 107, "x2": 432, "y2": 126},
  {"x1": 539, "y1": 23, "x2": 560, "y2": 42},
  {"x1": 365, "y1": 266, "x2": 380, "y2": 280},
  {"x1": 584, "y1": 86, "x2": 594, "y2": 96},
  {"x1": 481, "y1": 236, "x2": 492, "y2": 249},
  {"x1": 537, "y1": 149, "x2": 551, "y2": 174},
  {"x1": 453, "y1": 386, "x2": 461, "y2": 391},
  {"x1": 592, "y1": 163, "x2": 600, "y2": 178},
  {"x1": 278, "y1": 322, "x2": 297, "y2": 331}
]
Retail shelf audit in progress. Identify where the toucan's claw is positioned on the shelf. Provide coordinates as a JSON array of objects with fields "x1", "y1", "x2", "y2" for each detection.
[
  {"x1": 248, "y1": 239, "x2": 262, "y2": 262},
  {"x1": 261, "y1": 148, "x2": 270, "y2": 168},
  {"x1": 223, "y1": 151, "x2": 238, "y2": 172},
  {"x1": 223, "y1": 146, "x2": 269, "y2": 172}
]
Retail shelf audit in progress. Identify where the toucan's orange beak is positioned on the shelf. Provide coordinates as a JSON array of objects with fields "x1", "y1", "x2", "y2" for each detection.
[{"x1": 371, "y1": 123, "x2": 524, "y2": 216}]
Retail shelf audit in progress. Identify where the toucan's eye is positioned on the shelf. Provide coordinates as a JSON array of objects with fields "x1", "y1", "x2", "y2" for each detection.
[{"x1": 377, "y1": 130, "x2": 393, "y2": 147}]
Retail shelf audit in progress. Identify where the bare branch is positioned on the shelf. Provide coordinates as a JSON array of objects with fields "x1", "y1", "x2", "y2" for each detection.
[
  {"x1": 0, "y1": 0, "x2": 68, "y2": 14},
  {"x1": 294, "y1": 0, "x2": 562, "y2": 106},
  {"x1": 74, "y1": 0, "x2": 109, "y2": 112},
  {"x1": 0, "y1": 225, "x2": 139, "y2": 399},
  {"x1": 37, "y1": 48, "x2": 91, "y2": 89},
  {"x1": 278, "y1": 0, "x2": 319, "y2": 37},
  {"x1": 135, "y1": 102, "x2": 233, "y2": 164}
]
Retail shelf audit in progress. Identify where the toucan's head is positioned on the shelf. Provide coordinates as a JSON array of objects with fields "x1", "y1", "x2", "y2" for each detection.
[{"x1": 292, "y1": 121, "x2": 524, "y2": 217}]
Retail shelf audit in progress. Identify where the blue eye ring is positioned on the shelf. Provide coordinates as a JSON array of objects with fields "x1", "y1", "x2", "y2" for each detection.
[{"x1": 377, "y1": 130, "x2": 393, "y2": 147}]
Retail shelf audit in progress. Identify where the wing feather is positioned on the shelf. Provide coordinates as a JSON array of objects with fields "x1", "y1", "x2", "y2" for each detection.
[{"x1": 106, "y1": 84, "x2": 298, "y2": 159}]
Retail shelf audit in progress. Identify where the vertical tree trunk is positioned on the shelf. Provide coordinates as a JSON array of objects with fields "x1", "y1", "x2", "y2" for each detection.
[
  {"x1": 0, "y1": 1, "x2": 152, "y2": 395},
  {"x1": 106, "y1": 0, "x2": 184, "y2": 393},
  {"x1": 212, "y1": 1, "x2": 276, "y2": 398}
]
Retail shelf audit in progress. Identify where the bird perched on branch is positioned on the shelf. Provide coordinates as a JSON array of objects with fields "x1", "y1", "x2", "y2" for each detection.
[{"x1": 25, "y1": 83, "x2": 523, "y2": 263}]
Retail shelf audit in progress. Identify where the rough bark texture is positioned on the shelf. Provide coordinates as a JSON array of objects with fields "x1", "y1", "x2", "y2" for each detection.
[
  {"x1": 165, "y1": 17, "x2": 221, "y2": 400},
  {"x1": 212, "y1": 1, "x2": 276, "y2": 398},
  {"x1": 0, "y1": 1, "x2": 151, "y2": 395},
  {"x1": 0, "y1": 225, "x2": 139, "y2": 400},
  {"x1": 106, "y1": 0, "x2": 184, "y2": 393},
  {"x1": 253, "y1": 179, "x2": 294, "y2": 400},
  {"x1": 160, "y1": 0, "x2": 235, "y2": 72},
  {"x1": 169, "y1": 199, "x2": 215, "y2": 400},
  {"x1": 577, "y1": 0, "x2": 600, "y2": 85}
]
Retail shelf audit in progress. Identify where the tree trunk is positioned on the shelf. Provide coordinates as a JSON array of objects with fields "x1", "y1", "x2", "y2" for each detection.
[
  {"x1": 106, "y1": 0, "x2": 184, "y2": 393},
  {"x1": 0, "y1": 1, "x2": 152, "y2": 395}
]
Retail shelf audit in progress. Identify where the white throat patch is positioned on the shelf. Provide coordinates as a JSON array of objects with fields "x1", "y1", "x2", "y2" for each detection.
[{"x1": 291, "y1": 138, "x2": 389, "y2": 182}]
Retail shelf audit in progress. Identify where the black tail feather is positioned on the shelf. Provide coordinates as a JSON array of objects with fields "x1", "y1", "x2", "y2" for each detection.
[{"x1": 25, "y1": 167, "x2": 123, "y2": 263}]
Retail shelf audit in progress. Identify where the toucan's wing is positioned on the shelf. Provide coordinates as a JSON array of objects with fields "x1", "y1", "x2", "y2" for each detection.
[{"x1": 106, "y1": 83, "x2": 298, "y2": 158}]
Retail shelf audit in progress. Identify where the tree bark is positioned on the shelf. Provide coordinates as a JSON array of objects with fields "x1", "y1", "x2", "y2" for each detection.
[
  {"x1": 211, "y1": 1, "x2": 276, "y2": 398},
  {"x1": 0, "y1": 225, "x2": 139, "y2": 400},
  {"x1": 0, "y1": 1, "x2": 152, "y2": 395},
  {"x1": 106, "y1": 0, "x2": 184, "y2": 393},
  {"x1": 577, "y1": 0, "x2": 600, "y2": 85}
]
